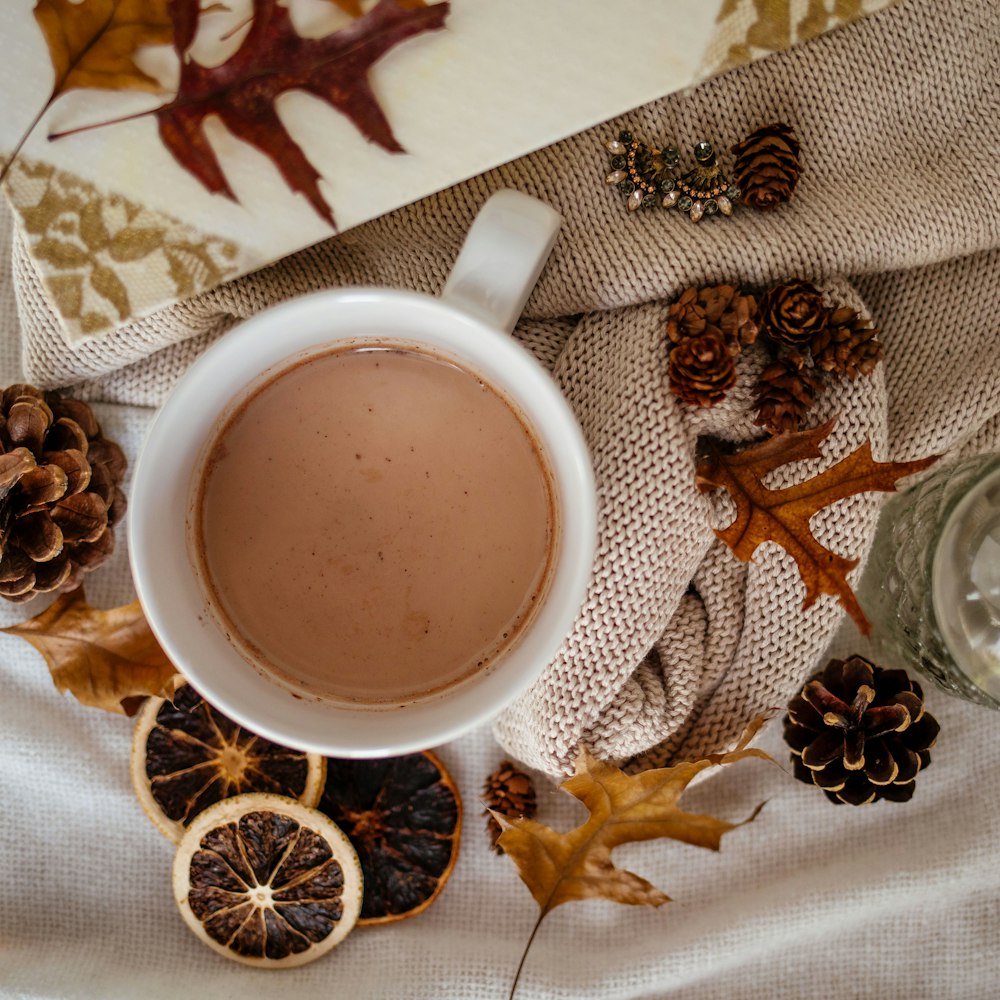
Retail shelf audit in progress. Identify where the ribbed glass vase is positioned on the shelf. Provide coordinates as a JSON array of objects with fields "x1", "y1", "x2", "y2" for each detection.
[{"x1": 858, "y1": 453, "x2": 1000, "y2": 709}]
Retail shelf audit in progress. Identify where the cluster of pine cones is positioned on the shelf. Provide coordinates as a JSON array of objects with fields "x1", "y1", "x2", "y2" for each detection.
[{"x1": 666, "y1": 279, "x2": 884, "y2": 435}]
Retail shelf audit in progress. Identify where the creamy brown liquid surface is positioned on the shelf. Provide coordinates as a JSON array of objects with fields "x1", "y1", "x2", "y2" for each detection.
[{"x1": 197, "y1": 347, "x2": 553, "y2": 704}]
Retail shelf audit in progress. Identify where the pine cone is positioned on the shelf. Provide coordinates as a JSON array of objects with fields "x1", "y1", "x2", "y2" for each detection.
[
  {"x1": 785, "y1": 656, "x2": 940, "y2": 805},
  {"x1": 759, "y1": 280, "x2": 827, "y2": 349},
  {"x1": 811, "y1": 306, "x2": 884, "y2": 380},
  {"x1": 666, "y1": 284, "x2": 759, "y2": 354},
  {"x1": 752, "y1": 352, "x2": 823, "y2": 434},
  {"x1": 483, "y1": 760, "x2": 537, "y2": 852},
  {"x1": 730, "y1": 122, "x2": 801, "y2": 211},
  {"x1": 0, "y1": 384, "x2": 127, "y2": 602},
  {"x1": 668, "y1": 333, "x2": 737, "y2": 407}
]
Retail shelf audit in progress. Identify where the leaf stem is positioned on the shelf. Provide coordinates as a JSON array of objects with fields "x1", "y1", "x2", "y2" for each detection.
[
  {"x1": 0, "y1": 98, "x2": 53, "y2": 186},
  {"x1": 509, "y1": 910, "x2": 546, "y2": 1000},
  {"x1": 48, "y1": 106, "x2": 160, "y2": 142}
]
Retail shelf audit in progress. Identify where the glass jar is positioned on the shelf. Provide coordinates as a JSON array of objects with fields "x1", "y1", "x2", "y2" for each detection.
[{"x1": 858, "y1": 453, "x2": 1000, "y2": 709}]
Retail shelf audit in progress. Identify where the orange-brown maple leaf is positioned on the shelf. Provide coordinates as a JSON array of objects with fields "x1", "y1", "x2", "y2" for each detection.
[
  {"x1": 496, "y1": 719, "x2": 771, "y2": 916},
  {"x1": 695, "y1": 418, "x2": 938, "y2": 634},
  {"x1": 496, "y1": 718, "x2": 772, "y2": 999},
  {"x1": 2, "y1": 588, "x2": 180, "y2": 716},
  {"x1": 156, "y1": 0, "x2": 448, "y2": 228}
]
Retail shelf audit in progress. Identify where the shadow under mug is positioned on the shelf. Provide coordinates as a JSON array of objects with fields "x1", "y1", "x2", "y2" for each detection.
[{"x1": 128, "y1": 190, "x2": 597, "y2": 757}]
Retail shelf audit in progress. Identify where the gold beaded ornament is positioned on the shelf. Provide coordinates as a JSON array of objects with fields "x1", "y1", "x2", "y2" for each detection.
[{"x1": 604, "y1": 131, "x2": 740, "y2": 222}]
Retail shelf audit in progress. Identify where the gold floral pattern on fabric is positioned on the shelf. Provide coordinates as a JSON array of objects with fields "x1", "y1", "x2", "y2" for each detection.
[
  {"x1": 7, "y1": 160, "x2": 242, "y2": 342},
  {"x1": 698, "y1": 0, "x2": 899, "y2": 80}
]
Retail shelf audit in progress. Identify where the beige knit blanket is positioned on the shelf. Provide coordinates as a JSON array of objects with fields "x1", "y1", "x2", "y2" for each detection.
[{"x1": 10, "y1": 0, "x2": 1000, "y2": 778}]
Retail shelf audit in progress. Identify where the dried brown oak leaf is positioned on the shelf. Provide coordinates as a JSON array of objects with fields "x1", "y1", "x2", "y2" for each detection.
[
  {"x1": 496, "y1": 719, "x2": 771, "y2": 999},
  {"x1": 696, "y1": 419, "x2": 938, "y2": 634},
  {"x1": 2, "y1": 0, "x2": 173, "y2": 183},
  {"x1": 323, "y1": 0, "x2": 426, "y2": 15},
  {"x1": 35, "y1": 0, "x2": 172, "y2": 93},
  {"x1": 325, "y1": 0, "x2": 366, "y2": 15},
  {"x1": 2, "y1": 588, "x2": 180, "y2": 715},
  {"x1": 153, "y1": 0, "x2": 449, "y2": 229}
]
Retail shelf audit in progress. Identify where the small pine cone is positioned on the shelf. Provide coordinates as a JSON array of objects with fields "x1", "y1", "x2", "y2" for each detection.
[
  {"x1": 0, "y1": 384, "x2": 127, "y2": 603},
  {"x1": 759, "y1": 279, "x2": 827, "y2": 349},
  {"x1": 752, "y1": 352, "x2": 823, "y2": 434},
  {"x1": 730, "y1": 122, "x2": 801, "y2": 211},
  {"x1": 665, "y1": 285, "x2": 759, "y2": 354},
  {"x1": 811, "y1": 306, "x2": 884, "y2": 380},
  {"x1": 483, "y1": 760, "x2": 537, "y2": 853},
  {"x1": 668, "y1": 333, "x2": 737, "y2": 407},
  {"x1": 784, "y1": 656, "x2": 940, "y2": 806}
]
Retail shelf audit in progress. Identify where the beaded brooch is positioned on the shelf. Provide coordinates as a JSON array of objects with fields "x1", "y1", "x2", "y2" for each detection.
[{"x1": 604, "y1": 122, "x2": 800, "y2": 221}]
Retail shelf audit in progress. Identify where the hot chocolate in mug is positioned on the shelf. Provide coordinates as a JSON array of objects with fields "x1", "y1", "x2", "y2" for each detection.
[{"x1": 129, "y1": 190, "x2": 596, "y2": 756}]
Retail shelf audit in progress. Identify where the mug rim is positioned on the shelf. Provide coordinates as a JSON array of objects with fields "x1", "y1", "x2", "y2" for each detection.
[{"x1": 128, "y1": 287, "x2": 596, "y2": 756}]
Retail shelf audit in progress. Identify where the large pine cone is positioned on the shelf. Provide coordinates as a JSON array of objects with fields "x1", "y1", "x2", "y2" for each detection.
[
  {"x1": 0, "y1": 384, "x2": 126, "y2": 602},
  {"x1": 482, "y1": 760, "x2": 537, "y2": 853},
  {"x1": 668, "y1": 333, "x2": 737, "y2": 406},
  {"x1": 752, "y1": 352, "x2": 822, "y2": 434},
  {"x1": 666, "y1": 284, "x2": 759, "y2": 355},
  {"x1": 730, "y1": 122, "x2": 801, "y2": 211},
  {"x1": 759, "y1": 279, "x2": 827, "y2": 349},
  {"x1": 811, "y1": 306, "x2": 884, "y2": 380},
  {"x1": 785, "y1": 656, "x2": 940, "y2": 806}
]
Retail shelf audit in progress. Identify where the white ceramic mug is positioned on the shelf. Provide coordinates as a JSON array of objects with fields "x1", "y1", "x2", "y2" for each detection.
[{"x1": 129, "y1": 190, "x2": 596, "y2": 757}]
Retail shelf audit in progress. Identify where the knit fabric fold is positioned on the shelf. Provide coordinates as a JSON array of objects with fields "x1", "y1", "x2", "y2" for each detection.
[{"x1": 494, "y1": 285, "x2": 887, "y2": 775}]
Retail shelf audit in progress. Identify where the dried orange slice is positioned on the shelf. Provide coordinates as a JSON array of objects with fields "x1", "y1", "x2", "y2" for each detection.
[
  {"x1": 131, "y1": 682, "x2": 325, "y2": 841},
  {"x1": 173, "y1": 793, "x2": 363, "y2": 967},
  {"x1": 318, "y1": 751, "x2": 461, "y2": 926}
]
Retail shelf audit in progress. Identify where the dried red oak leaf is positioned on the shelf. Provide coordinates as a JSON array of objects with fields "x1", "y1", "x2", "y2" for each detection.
[
  {"x1": 696, "y1": 419, "x2": 937, "y2": 634},
  {"x1": 157, "y1": 0, "x2": 449, "y2": 228}
]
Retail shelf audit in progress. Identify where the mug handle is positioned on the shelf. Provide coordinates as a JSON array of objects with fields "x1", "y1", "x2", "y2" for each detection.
[{"x1": 441, "y1": 190, "x2": 561, "y2": 334}]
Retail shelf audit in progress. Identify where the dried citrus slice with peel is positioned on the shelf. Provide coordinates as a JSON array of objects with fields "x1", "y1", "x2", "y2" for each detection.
[
  {"x1": 318, "y1": 751, "x2": 461, "y2": 925},
  {"x1": 131, "y1": 682, "x2": 325, "y2": 841},
  {"x1": 173, "y1": 793, "x2": 363, "y2": 967}
]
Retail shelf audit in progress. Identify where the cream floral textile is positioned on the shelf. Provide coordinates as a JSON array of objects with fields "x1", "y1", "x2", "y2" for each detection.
[
  {"x1": 699, "y1": 0, "x2": 898, "y2": 78},
  {"x1": 5, "y1": 160, "x2": 243, "y2": 343}
]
